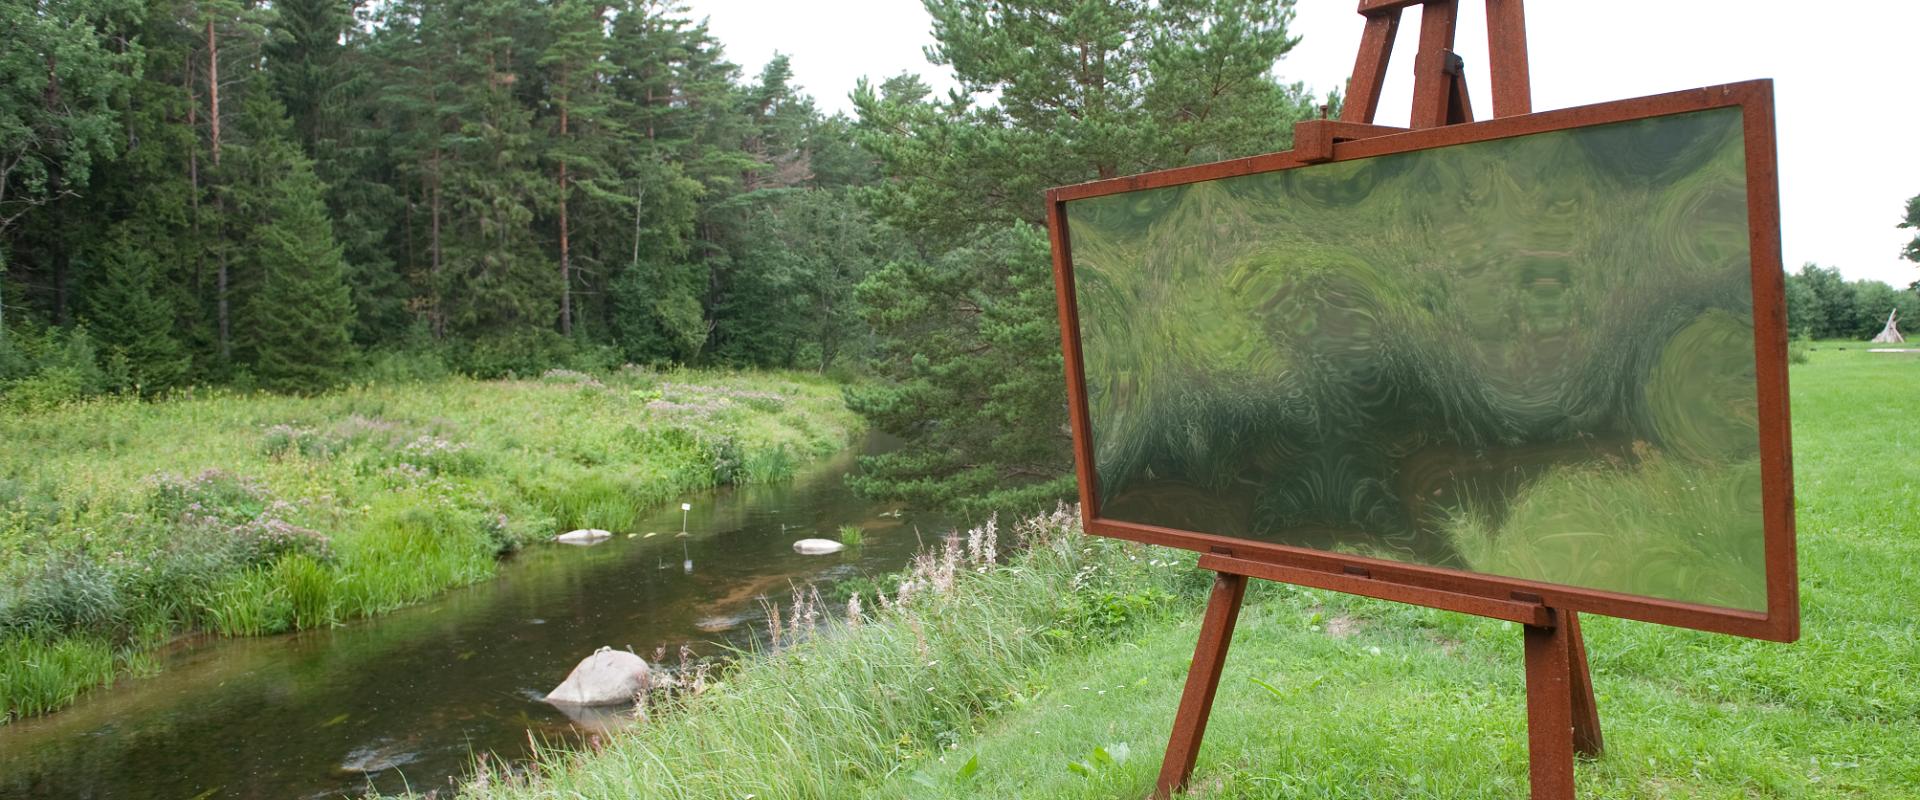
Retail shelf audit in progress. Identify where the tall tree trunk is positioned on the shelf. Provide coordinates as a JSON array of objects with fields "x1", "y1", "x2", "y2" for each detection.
[
  {"x1": 429, "y1": 152, "x2": 443, "y2": 339},
  {"x1": 558, "y1": 97, "x2": 572, "y2": 336},
  {"x1": 630, "y1": 185, "x2": 644, "y2": 269},
  {"x1": 208, "y1": 19, "x2": 229, "y2": 361},
  {"x1": 51, "y1": 167, "x2": 70, "y2": 326},
  {"x1": 206, "y1": 21, "x2": 221, "y2": 165}
]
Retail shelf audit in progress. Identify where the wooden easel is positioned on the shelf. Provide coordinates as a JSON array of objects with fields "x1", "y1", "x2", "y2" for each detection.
[{"x1": 1153, "y1": 2, "x2": 1605, "y2": 798}]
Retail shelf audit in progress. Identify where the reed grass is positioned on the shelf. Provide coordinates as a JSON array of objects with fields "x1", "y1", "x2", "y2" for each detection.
[{"x1": 459, "y1": 508, "x2": 1204, "y2": 800}]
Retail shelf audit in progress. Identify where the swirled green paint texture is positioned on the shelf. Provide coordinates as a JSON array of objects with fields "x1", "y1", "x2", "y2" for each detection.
[{"x1": 1067, "y1": 107, "x2": 1765, "y2": 611}]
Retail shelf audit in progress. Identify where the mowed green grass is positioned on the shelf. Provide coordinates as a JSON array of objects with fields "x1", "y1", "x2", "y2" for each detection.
[
  {"x1": 0, "y1": 368, "x2": 860, "y2": 721},
  {"x1": 867, "y1": 348, "x2": 1919, "y2": 799},
  {"x1": 473, "y1": 348, "x2": 1917, "y2": 799}
]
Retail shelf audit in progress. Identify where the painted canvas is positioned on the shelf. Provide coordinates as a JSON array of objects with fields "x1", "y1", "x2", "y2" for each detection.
[{"x1": 1064, "y1": 106, "x2": 1766, "y2": 611}]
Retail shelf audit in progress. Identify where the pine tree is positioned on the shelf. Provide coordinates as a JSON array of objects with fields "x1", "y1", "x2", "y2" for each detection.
[
  {"x1": 231, "y1": 97, "x2": 355, "y2": 393},
  {"x1": 85, "y1": 226, "x2": 190, "y2": 395},
  {"x1": 848, "y1": 0, "x2": 1316, "y2": 514}
]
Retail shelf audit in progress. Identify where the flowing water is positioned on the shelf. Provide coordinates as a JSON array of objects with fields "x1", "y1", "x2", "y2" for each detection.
[{"x1": 0, "y1": 438, "x2": 939, "y2": 799}]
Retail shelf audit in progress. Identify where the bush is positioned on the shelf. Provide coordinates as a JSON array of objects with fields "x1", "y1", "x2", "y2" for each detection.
[
  {"x1": 0, "y1": 558, "x2": 126, "y2": 638},
  {"x1": 357, "y1": 347, "x2": 452, "y2": 384},
  {"x1": 453, "y1": 329, "x2": 577, "y2": 379},
  {"x1": 261, "y1": 424, "x2": 339, "y2": 459}
]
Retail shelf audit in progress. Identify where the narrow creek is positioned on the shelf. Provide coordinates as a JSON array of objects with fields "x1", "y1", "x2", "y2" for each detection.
[{"x1": 0, "y1": 437, "x2": 938, "y2": 799}]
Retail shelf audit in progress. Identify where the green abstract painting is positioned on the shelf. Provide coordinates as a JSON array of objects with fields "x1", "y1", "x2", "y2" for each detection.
[{"x1": 1066, "y1": 107, "x2": 1766, "y2": 611}]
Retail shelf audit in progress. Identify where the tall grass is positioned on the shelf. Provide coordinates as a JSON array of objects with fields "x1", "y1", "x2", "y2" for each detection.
[
  {"x1": 0, "y1": 636, "x2": 120, "y2": 720},
  {"x1": 0, "y1": 369, "x2": 862, "y2": 721},
  {"x1": 458, "y1": 350, "x2": 1919, "y2": 800},
  {"x1": 460, "y1": 509, "x2": 1204, "y2": 800}
]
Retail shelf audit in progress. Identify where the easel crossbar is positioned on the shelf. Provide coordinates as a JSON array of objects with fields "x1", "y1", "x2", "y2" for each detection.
[{"x1": 1198, "y1": 553, "x2": 1551, "y2": 626}]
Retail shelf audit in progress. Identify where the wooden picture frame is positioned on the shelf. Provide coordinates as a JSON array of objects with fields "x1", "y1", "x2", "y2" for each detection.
[{"x1": 1045, "y1": 79, "x2": 1796, "y2": 644}]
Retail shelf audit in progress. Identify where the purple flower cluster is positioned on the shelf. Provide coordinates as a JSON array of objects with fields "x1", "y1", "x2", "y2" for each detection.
[
  {"x1": 225, "y1": 501, "x2": 333, "y2": 563},
  {"x1": 378, "y1": 462, "x2": 435, "y2": 489},
  {"x1": 146, "y1": 470, "x2": 332, "y2": 564},
  {"x1": 261, "y1": 424, "x2": 340, "y2": 459},
  {"x1": 398, "y1": 433, "x2": 479, "y2": 474}
]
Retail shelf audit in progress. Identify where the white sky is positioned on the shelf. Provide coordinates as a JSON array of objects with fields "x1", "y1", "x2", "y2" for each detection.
[{"x1": 687, "y1": 0, "x2": 1920, "y2": 288}]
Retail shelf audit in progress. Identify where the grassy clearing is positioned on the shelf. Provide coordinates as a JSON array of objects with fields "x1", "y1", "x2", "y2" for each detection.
[
  {"x1": 468, "y1": 347, "x2": 1918, "y2": 799},
  {"x1": 0, "y1": 368, "x2": 859, "y2": 722}
]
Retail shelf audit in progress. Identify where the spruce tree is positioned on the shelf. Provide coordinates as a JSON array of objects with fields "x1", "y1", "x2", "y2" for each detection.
[
  {"x1": 85, "y1": 226, "x2": 190, "y2": 395},
  {"x1": 232, "y1": 99, "x2": 355, "y2": 393}
]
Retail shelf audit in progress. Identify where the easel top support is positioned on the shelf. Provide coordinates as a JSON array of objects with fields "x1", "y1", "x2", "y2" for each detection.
[{"x1": 1297, "y1": 0, "x2": 1532, "y2": 162}]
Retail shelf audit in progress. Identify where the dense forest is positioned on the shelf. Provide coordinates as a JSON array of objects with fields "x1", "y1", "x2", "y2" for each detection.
[
  {"x1": 3, "y1": 0, "x2": 1324, "y2": 515},
  {"x1": 6, "y1": 0, "x2": 1915, "y2": 515},
  {"x1": 2, "y1": 0, "x2": 903, "y2": 397}
]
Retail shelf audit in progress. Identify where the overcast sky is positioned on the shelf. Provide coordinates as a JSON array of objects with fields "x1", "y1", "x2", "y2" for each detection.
[{"x1": 685, "y1": 0, "x2": 1920, "y2": 288}]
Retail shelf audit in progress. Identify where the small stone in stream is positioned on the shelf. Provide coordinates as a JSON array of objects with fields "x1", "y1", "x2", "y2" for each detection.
[
  {"x1": 545, "y1": 647, "x2": 652, "y2": 706},
  {"x1": 339, "y1": 739, "x2": 420, "y2": 774},
  {"x1": 555, "y1": 529, "x2": 612, "y2": 545},
  {"x1": 792, "y1": 538, "x2": 846, "y2": 555}
]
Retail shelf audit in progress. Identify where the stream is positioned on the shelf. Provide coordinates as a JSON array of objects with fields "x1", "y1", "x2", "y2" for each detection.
[{"x1": 0, "y1": 437, "x2": 938, "y2": 799}]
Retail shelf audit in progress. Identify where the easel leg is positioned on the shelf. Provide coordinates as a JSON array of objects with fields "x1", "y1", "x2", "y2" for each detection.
[
  {"x1": 1154, "y1": 571, "x2": 1247, "y2": 799},
  {"x1": 1565, "y1": 611, "x2": 1604, "y2": 757},
  {"x1": 1524, "y1": 607, "x2": 1602, "y2": 800}
]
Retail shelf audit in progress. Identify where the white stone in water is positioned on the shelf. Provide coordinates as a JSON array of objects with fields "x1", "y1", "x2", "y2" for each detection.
[
  {"x1": 792, "y1": 538, "x2": 846, "y2": 555},
  {"x1": 546, "y1": 647, "x2": 652, "y2": 706},
  {"x1": 555, "y1": 528, "x2": 612, "y2": 545}
]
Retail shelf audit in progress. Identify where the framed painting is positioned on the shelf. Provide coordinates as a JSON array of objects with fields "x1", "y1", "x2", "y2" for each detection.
[{"x1": 1047, "y1": 80, "x2": 1796, "y2": 641}]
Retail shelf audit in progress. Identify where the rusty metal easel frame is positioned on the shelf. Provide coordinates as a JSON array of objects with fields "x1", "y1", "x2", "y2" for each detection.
[{"x1": 1040, "y1": 2, "x2": 1797, "y2": 798}]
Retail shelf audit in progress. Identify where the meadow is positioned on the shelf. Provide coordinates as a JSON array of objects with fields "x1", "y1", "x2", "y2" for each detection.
[
  {"x1": 466, "y1": 346, "x2": 1918, "y2": 799},
  {"x1": 0, "y1": 368, "x2": 861, "y2": 721}
]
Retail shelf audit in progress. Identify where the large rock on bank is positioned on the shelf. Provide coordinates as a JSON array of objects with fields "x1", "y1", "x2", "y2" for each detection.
[
  {"x1": 545, "y1": 647, "x2": 651, "y2": 706},
  {"x1": 555, "y1": 528, "x2": 612, "y2": 546},
  {"x1": 792, "y1": 538, "x2": 845, "y2": 555}
]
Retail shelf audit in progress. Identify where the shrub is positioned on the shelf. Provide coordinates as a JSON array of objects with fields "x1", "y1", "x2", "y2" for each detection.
[
  {"x1": 356, "y1": 347, "x2": 452, "y2": 384},
  {"x1": 0, "y1": 558, "x2": 126, "y2": 638},
  {"x1": 261, "y1": 424, "x2": 339, "y2": 459},
  {"x1": 396, "y1": 434, "x2": 485, "y2": 475},
  {"x1": 454, "y1": 330, "x2": 576, "y2": 380}
]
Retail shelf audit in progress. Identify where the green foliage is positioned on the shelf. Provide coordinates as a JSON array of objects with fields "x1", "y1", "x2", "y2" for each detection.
[
  {"x1": 0, "y1": 325, "x2": 112, "y2": 410},
  {"x1": 1901, "y1": 192, "x2": 1920, "y2": 268},
  {"x1": 455, "y1": 350, "x2": 1920, "y2": 800},
  {"x1": 846, "y1": 224, "x2": 1076, "y2": 516},
  {"x1": 0, "y1": 370, "x2": 861, "y2": 720},
  {"x1": 0, "y1": 636, "x2": 120, "y2": 722},
  {"x1": 846, "y1": 0, "x2": 1318, "y2": 517},
  {"x1": 83, "y1": 226, "x2": 190, "y2": 395},
  {"x1": 1784, "y1": 263, "x2": 1920, "y2": 340},
  {"x1": 233, "y1": 98, "x2": 357, "y2": 394},
  {"x1": 837, "y1": 524, "x2": 865, "y2": 546},
  {"x1": 458, "y1": 509, "x2": 1196, "y2": 799},
  {"x1": 2, "y1": 0, "x2": 899, "y2": 399}
]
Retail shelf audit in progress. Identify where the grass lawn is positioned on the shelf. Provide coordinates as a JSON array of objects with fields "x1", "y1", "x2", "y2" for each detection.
[
  {"x1": 0, "y1": 368, "x2": 860, "y2": 721},
  {"x1": 471, "y1": 347, "x2": 1918, "y2": 799}
]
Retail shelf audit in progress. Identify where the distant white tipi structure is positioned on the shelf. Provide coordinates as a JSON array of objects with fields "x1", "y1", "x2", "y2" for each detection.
[{"x1": 1871, "y1": 309, "x2": 1904, "y2": 344}]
